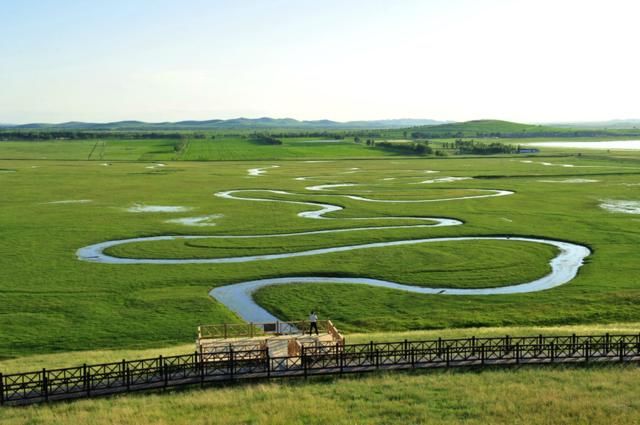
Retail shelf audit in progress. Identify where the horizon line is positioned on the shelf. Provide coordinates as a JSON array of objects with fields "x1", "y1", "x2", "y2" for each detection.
[{"x1": 3, "y1": 116, "x2": 640, "y2": 127}]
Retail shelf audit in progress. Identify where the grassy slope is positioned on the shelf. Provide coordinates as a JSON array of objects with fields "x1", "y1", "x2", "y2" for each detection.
[
  {"x1": 407, "y1": 119, "x2": 640, "y2": 138},
  {"x1": 412, "y1": 119, "x2": 570, "y2": 134},
  {"x1": 2, "y1": 325, "x2": 640, "y2": 425}
]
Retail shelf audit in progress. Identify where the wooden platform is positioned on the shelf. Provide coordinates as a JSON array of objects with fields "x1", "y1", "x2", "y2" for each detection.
[
  {"x1": 198, "y1": 332, "x2": 335, "y2": 357},
  {"x1": 197, "y1": 320, "x2": 345, "y2": 358}
]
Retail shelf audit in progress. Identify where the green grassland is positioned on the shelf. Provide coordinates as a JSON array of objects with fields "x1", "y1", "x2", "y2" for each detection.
[
  {"x1": 0, "y1": 136, "x2": 394, "y2": 161},
  {"x1": 1, "y1": 137, "x2": 640, "y2": 359},
  {"x1": 2, "y1": 131, "x2": 639, "y2": 162},
  {"x1": 2, "y1": 136, "x2": 640, "y2": 422}
]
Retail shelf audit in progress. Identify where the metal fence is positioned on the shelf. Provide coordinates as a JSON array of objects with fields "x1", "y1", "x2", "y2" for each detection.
[{"x1": 2, "y1": 333, "x2": 639, "y2": 406}]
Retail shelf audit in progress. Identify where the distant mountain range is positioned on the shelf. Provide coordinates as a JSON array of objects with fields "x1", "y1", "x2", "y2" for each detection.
[
  {"x1": 3, "y1": 117, "x2": 640, "y2": 132},
  {"x1": 0, "y1": 117, "x2": 449, "y2": 131}
]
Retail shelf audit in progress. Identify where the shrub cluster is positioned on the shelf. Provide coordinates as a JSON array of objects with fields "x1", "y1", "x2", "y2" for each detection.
[{"x1": 250, "y1": 134, "x2": 283, "y2": 145}]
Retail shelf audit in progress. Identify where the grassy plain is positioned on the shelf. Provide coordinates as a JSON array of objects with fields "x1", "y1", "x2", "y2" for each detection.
[
  {"x1": 0, "y1": 136, "x2": 392, "y2": 161},
  {"x1": 1, "y1": 138, "x2": 640, "y2": 360},
  {"x1": 2, "y1": 137, "x2": 640, "y2": 423}
]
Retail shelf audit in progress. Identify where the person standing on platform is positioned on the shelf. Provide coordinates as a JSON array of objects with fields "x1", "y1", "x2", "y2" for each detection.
[{"x1": 309, "y1": 311, "x2": 319, "y2": 335}]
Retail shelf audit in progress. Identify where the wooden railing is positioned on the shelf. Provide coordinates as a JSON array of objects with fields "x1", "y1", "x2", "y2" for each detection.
[
  {"x1": 2, "y1": 333, "x2": 640, "y2": 406},
  {"x1": 326, "y1": 320, "x2": 345, "y2": 345},
  {"x1": 199, "y1": 339, "x2": 267, "y2": 360},
  {"x1": 198, "y1": 323, "x2": 266, "y2": 339},
  {"x1": 198, "y1": 321, "x2": 332, "y2": 339},
  {"x1": 287, "y1": 339, "x2": 302, "y2": 357}
]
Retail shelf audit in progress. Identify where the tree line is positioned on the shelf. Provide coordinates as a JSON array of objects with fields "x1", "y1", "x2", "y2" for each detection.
[
  {"x1": 0, "y1": 131, "x2": 212, "y2": 141},
  {"x1": 453, "y1": 139, "x2": 516, "y2": 154},
  {"x1": 370, "y1": 141, "x2": 433, "y2": 155},
  {"x1": 249, "y1": 134, "x2": 283, "y2": 145}
]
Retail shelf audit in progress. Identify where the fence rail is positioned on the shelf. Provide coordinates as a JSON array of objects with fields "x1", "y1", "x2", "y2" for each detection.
[
  {"x1": 2, "y1": 333, "x2": 639, "y2": 406},
  {"x1": 198, "y1": 321, "x2": 331, "y2": 339}
]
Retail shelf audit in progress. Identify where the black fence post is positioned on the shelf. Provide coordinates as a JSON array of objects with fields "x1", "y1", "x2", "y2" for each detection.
[
  {"x1": 229, "y1": 349, "x2": 235, "y2": 380},
  {"x1": 538, "y1": 334, "x2": 543, "y2": 355},
  {"x1": 193, "y1": 350, "x2": 198, "y2": 381},
  {"x1": 516, "y1": 343, "x2": 520, "y2": 364},
  {"x1": 370, "y1": 341, "x2": 374, "y2": 365},
  {"x1": 42, "y1": 368, "x2": 48, "y2": 402},
  {"x1": 159, "y1": 355, "x2": 167, "y2": 388},
  {"x1": 572, "y1": 333, "x2": 577, "y2": 353},
  {"x1": 550, "y1": 342, "x2": 555, "y2": 362},
  {"x1": 481, "y1": 345, "x2": 485, "y2": 365},
  {"x1": 85, "y1": 364, "x2": 91, "y2": 397},
  {"x1": 339, "y1": 349, "x2": 344, "y2": 375},
  {"x1": 619, "y1": 340, "x2": 624, "y2": 362},
  {"x1": 121, "y1": 359, "x2": 127, "y2": 390},
  {"x1": 411, "y1": 347, "x2": 416, "y2": 368},
  {"x1": 165, "y1": 358, "x2": 170, "y2": 388},
  {"x1": 302, "y1": 346, "x2": 308, "y2": 378},
  {"x1": 376, "y1": 349, "x2": 380, "y2": 369},
  {"x1": 404, "y1": 339, "x2": 409, "y2": 362},
  {"x1": 446, "y1": 346, "x2": 450, "y2": 367},
  {"x1": 585, "y1": 340, "x2": 590, "y2": 363},
  {"x1": 605, "y1": 333, "x2": 610, "y2": 354},
  {"x1": 471, "y1": 336, "x2": 476, "y2": 356},
  {"x1": 199, "y1": 349, "x2": 205, "y2": 386},
  {"x1": 0, "y1": 372, "x2": 4, "y2": 406},
  {"x1": 126, "y1": 359, "x2": 131, "y2": 390}
]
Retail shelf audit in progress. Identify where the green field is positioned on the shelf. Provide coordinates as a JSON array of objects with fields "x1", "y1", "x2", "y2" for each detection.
[
  {"x1": 1, "y1": 137, "x2": 640, "y2": 358},
  {"x1": 2, "y1": 135, "x2": 640, "y2": 421},
  {"x1": 0, "y1": 136, "x2": 395, "y2": 161}
]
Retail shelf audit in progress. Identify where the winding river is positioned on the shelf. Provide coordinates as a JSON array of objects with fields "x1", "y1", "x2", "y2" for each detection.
[{"x1": 76, "y1": 184, "x2": 591, "y2": 323}]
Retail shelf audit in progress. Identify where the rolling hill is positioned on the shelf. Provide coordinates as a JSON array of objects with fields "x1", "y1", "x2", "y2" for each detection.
[
  {"x1": 408, "y1": 119, "x2": 640, "y2": 138},
  {"x1": 0, "y1": 117, "x2": 448, "y2": 131}
]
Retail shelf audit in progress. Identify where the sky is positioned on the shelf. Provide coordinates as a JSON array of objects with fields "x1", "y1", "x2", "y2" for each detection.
[{"x1": 1, "y1": 0, "x2": 639, "y2": 124}]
